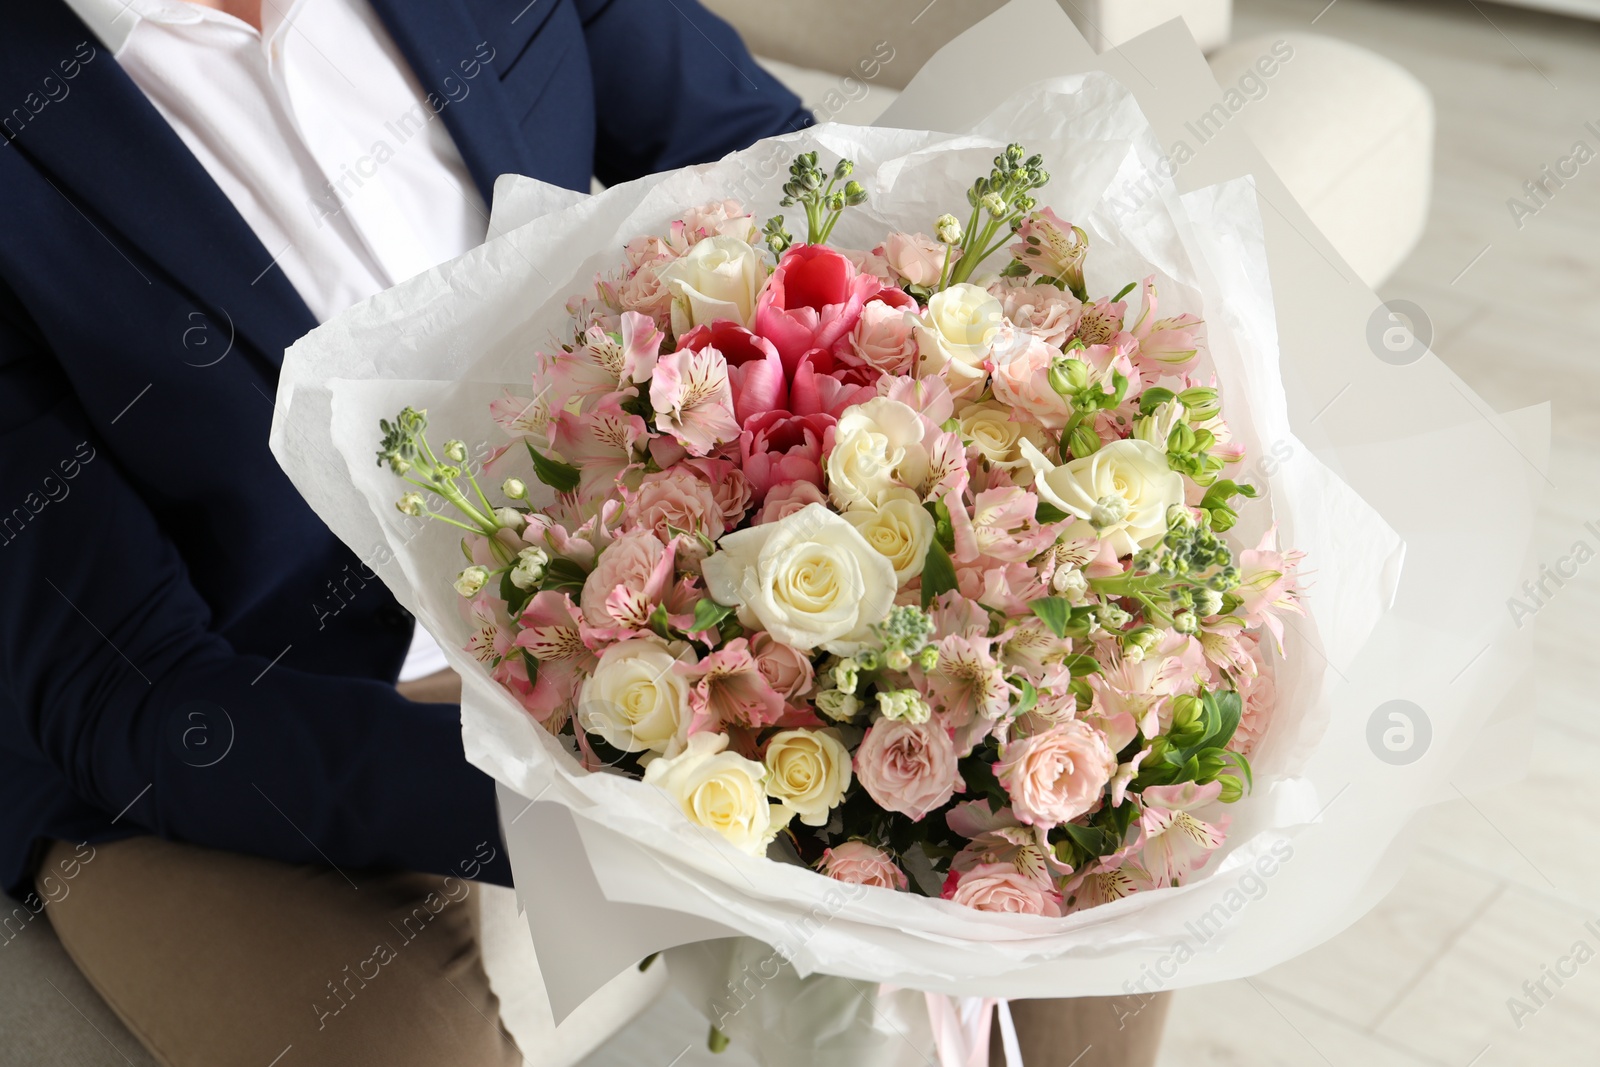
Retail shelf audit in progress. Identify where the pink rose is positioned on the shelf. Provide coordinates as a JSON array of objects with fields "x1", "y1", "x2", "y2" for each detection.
[
  {"x1": 819, "y1": 841, "x2": 908, "y2": 891},
  {"x1": 1230, "y1": 659, "x2": 1274, "y2": 757},
  {"x1": 739, "y1": 410, "x2": 835, "y2": 502},
  {"x1": 854, "y1": 719, "x2": 962, "y2": 821},
  {"x1": 752, "y1": 479, "x2": 828, "y2": 525},
  {"x1": 747, "y1": 631, "x2": 814, "y2": 700},
  {"x1": 681, "y1": 457, "x2": 752, "y2": 528},
  {"x1": 844, "y1": 299, "x2": 921, "y2": 376},
  {"x1": 677, "y1": 320, "x2": 787, "y2": 425},
  {"x1": 630, "y1": 467, "x2": 726, "y2": 551},
  {"x1": 838, "y1": 246, "x2": 896, "y2": 286},
  {"x1": 881, "y1": 232, "x2": 952, "y2": 288},
  {"x1": 753, "y1": 245, "x2": 894, "y2": 374},
  {"x1": 579, "y1": 528, "x2": 677, "y2": 629},
  {"x1": 943, "y1": 863, "x2": 1062, "y2": 917},
  {"x1": 992, "y1": 283, "x2": 1083, "y2": 349},
  {"x1": 996, "y1": 720, "x2": 1117, "y2": 829},
  {"x1": 988, "y1": 328, "x2": 1071, "y2": 429}
]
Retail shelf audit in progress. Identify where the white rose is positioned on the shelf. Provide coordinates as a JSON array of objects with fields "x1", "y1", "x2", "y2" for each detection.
[
  {"x1": 577, "y1": 638, "x2": 693, "y2": 754},
  {"x1": 701, "y1": 503, "x2": 896, "y2": 654},
  {"x1": 844, "y1": 488, "x2": 936, "y2": 586},
  {"x1": 956, "y1": 401, "x2": 1048, "y2": 484},
  {"x1": 1021, "y1": 437, "x2": 1185, "y2": 557},
  {"x1": 656, "y1": 235, "x2": 765, "y2": 335},
  {"x1": 916, "y1": 283, "x2": 1003, "y2": 398},
  {"x1": 644, "y1": 731, "x2": 791, "y2": 855},
  {"x1": 763, "y1": 729, "x2": 852, "y2": 827},
  {"x1": 826, "y1": 397, "x2": 930, "y2": 510}
]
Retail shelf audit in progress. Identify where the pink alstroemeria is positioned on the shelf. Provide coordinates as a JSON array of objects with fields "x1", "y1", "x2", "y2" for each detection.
[
  {"x1": 946, "y1": 801, "x2": 1068, "y2": 883},
  {"x1": 549, "y1": 395, "x2": 648, "y2": 504},
  {"x1": 677, "y1": 319, "x2": 787, "y2": 425},
  {"x1": 649, "y1": 343, "x2": 740, "y2": 457},
  {"x1": 926, "y1": 634, "x2": 1015, "y2": 732},
  {"x1": 464, "y1": 594, "x2": 514, "y2": 666},
  {"x1": 1138, "y1": 780, "x2": 1230, "y2": 887},
  {"x1": 752, "y1": 244, "x2": 906, "y2": 374},
  {"x1": 947, "y1": 487, "x2": 1051, "y2": 564},
  {"x1": 1010, "y1": 207, "x2": 1088, "y2": 293},
  {"x1": 509, "y1": 591, "x2": 596, "y2": 728},
  {"x1": 1092, "y1": 632, "x2": 1206, "y2": 741},
  {"x1": 1235, "y1": 524, "x2": 1307, "y2": 654},
  {"x1": 683, "y1": 638, "x2": 786, "y2": 735},
  {"x1": 1064, "y1": 857, "x2": 1156, "y2": 912},
  {"x1": 1128, "y1": 277, "x2": 1204, "y2": 373},
  {"x1": 489, "y1": 389, "x2": 557, "y2": 440}
]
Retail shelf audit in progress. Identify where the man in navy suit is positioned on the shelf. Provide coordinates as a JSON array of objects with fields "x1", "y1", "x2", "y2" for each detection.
[{"x1": 0, "y1": 1, "x2": 808, "y2": 1062}]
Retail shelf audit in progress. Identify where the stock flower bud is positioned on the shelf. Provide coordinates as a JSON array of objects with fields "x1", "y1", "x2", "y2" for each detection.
[
  {"x1": 816, "y1": 688, "x2": 863, "y2": 721},
  {"x1": 396, "y1": 492, "x2": 425, "y2": 517},
  {"x1": 1194, "y1": 587, "x2": 1224, "y2": 617},
  {"x1": 509, "y1": 546, "x2": 550, "y2": 591},
  {"x1": 855, "y1": 648, "x2": 883, "y2": 672},
  {"x1": 502, "y1": 477, "x2": 527, "y2": 500},
  {"x1": 833, "y1": 658, "x2": 861, "y2": 695},
  {"x1": 443, "y1": 439, "x2": 468, "y2": 463},
  {"x1": 915, "y1": 645, "x2": 940, "y2": 671},
  {"x1": 875, "y1": 689, "x2": 931, "y2": 724},
  {"x1": 884, "y1": 648, "x2": 912, "y2": 671},
  {"x1": 495, "y1": 507, "x2": 524, "y2": 529},
  {"x1": 454, "y1": 566, "x2": 489, "y2": 597},
  {"x1": 935, "y1": 213, "x2": 963, "y2": 244},
  {"x1": 1172, "y1": 610, "x2": 1199, "y2": 634}
]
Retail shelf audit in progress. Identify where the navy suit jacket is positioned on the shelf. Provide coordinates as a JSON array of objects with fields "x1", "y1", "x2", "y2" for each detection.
[{"x1": 0, "y1": 0, "x2": 809, "y2": 898}]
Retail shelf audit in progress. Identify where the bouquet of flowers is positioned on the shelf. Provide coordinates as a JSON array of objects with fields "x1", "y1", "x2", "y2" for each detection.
[
  {"x1": 274, "y1": 9, "x2": 1540, "y2": 1056},
  {"x1": 374, "y1": 143, "x2": 1303, "y2": 918}
]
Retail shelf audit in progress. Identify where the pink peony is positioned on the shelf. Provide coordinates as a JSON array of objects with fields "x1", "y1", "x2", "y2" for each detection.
[
  {"x1": 942, "y1": 863, "x2": 1062, "y2": 916},
  {"x1": 752, "y1": 479, "x2": 828, "y2": 524},
  {"x1": 747, "y1": 631, "x2": 815, "y2": 701},
  {"x1": 881, "y1": 232, "x2": 953, "y2": 288},
  {"x1": 579, "y1": 528, "x2": 677, "y2": 629},
  {"x1": 738, "y1": 410, "x2": 835, "y2": 502},
  {"x1": 677, "y1": 320, "x2": 787, "y2": 425},
  {"x1": 753, "y1": 244, "x2": 896, "y2": 374},
  {"x1": 992, "y1": 283, "x2": 1082, "y2": 349},
  {"x1": 854, "y1": 719, "x2": 962, "y2": 821},
  {"x1": 843, "y1": 299, "x2": 921, "y2": 376},
  {"x1": 988, "y1": 328, "x2": 1071, "y2": 429},
  {"x1": 995, "y1": 720, "x2": 1117, "y2": 829},
  {"x1": 819, "y1": 841, "x2": 908, "y2": 890}
]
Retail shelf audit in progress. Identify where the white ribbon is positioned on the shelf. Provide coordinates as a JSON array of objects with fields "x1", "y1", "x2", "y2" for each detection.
[{"x1": 924, "y1": 994, "x2": 1023, "y2": 1067}]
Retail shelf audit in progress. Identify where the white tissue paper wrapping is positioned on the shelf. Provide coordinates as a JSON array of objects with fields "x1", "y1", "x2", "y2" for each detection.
[{"x1": 270, "y1": 6, "x2": 1541, "y2": 1049}]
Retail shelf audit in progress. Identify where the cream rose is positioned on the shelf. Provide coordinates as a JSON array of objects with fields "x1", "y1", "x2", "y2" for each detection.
[
  {"x1": 843, "y1": 488, "x2": 936, "y2": 586},
  {"x1": 701, "y1": 503, "x2": 896, "y2": 654},
  {"x1": 577, "y1": 638, "x2": 693, "y2": 754},
  {"x1": 763, "y1": 729, "x2": 852, "y2": 827},
  {"x1": 656, "y1": 235, "x2": 765, "y2": 335},
  {"x1": 826, "y1": 397, "x2": 930, "y2": 510},
  {"x1": 956, "y1": 401, "x2": 1048, "y2": 483},
  {"x1": 916, "y1": 283, "x2": 1003, "y2": 398},
  {"x1": 1021, "y1": 437, "x2": 1184, "y2": 557},
  {"x1": 643, "y1": 731, "x2": 790, "y2": 855}
]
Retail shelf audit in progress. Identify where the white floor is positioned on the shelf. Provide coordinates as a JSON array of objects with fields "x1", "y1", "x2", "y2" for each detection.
[{"x1": 1156, "y1": 0, "x2": 1600, "y2": 1064}]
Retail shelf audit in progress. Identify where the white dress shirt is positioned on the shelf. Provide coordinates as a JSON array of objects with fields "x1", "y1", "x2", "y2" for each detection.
[{"x1": 66, "y1": 0, "x2": 478, "y2": 679}]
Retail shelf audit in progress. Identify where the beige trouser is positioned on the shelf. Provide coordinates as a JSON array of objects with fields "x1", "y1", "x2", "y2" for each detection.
[{"x1": 38, "y1": 835, "x2": 522, "y2": 1067}]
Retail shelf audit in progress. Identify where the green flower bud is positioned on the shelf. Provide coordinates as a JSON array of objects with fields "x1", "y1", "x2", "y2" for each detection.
[
  {"x1": 1068, "y1": 424, "x2": 1102, "y2": 458},
  {"x1": 916, "y1": 645, "x2": 940, "y2": 671},
  {"x1": 884, "y1": 648, "x2": 911, "y2": 671},
  {"x1": 832, "y1": 658, "x2": 860, "y2": 695},
  {"x1": 1172, "y1": 610, "x2": 1199, "y2": 634},
  {"x1": 855, "y1": 648, "x2": 883, "y2": 672},
  {"x1": 495, "y1": 507, "x2": 524, "y2": 529},
  {"x1": 502, "y1": 477, "x2": 527, "y2": 500},
  {"x1": 443, "y1": 439, "x2": 467, "y2": 463},
  {"x1": 1178, "y1": 387, "x2": 1221, "y2": 421},
  {"x1": 396, "y1": 492, "x2": 425, "y2": 517},
  {"x1": 1048, "y1": 357, "x2": 1089, "y2": 397},
  {"x1": 935, "y1": 213, "x2": 963, "y2": 245},
  {"x1": 1194, "y1": 588, "x2": 1224, "y2": 617}
]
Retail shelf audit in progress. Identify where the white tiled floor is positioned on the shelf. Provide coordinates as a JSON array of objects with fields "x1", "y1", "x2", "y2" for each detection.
[{"x1": 1156, "y1": 0, "x2": 1600, "y2": 1063}]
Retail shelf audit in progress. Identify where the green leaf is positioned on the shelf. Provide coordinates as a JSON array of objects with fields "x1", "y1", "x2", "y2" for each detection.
[
  {"x1": 647, "y1": 602, "x2": 672, "y2": 639},
  {"x1": 924, "y1": 499, "x2": 956, "y2": 553},
  {"x1": 1011, "y1": 676, "x2": 1038, "y2": 716},
  {"x1": 1138, "y1": 387, "x2": 1177, "y2": 416},
  {"x1": 1059, "y1": 653, "x2": 1102, "y2": 677},
  {"x1": 540, "y1": 557, "x2": 589, "y2": 595},
  {"x1": 1036, "y1": 500, "x2": 1071, "y2": 524},
  {"x1": 690, "y1": 599, "x2": 734, "y2": 634},
  {"x1": 1111, "y1": 280, "x2": 1138, "y2": 303},
  {"x1": 920, "y1": 540, "x2": 959, "y2": 609},
  {"x1": 525, "y1": 442, "x2": 581, "y2": 494},
  {"x1": 1203, "y1": 689, "x2": 1243, "y2": 751},
  {"x1": 1030, "y1": 597, "x2": 1073, "y2": 639}
]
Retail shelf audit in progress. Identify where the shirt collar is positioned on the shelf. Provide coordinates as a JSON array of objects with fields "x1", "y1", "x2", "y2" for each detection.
[{"x1": 62, "y1": 0, "x2": 233, "y2": 54}]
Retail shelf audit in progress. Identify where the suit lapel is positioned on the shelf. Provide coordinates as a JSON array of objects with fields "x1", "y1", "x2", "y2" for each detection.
[{"x1": 1, "y1": 4, "x2": 318, "y2": 372}]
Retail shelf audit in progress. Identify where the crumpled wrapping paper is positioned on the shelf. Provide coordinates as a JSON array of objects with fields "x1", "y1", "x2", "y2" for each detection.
[{"x1": 269, "y1": 2, "x2": 1541, "y2": 1051}]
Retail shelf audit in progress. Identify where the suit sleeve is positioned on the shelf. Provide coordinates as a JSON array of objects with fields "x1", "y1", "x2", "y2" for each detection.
[
  {"x1": 0, "y1": 288, "x2": 511, "y2": 887},
  {"x1": 575, "y1": 0, "x2": 813, "y2": 186}
]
